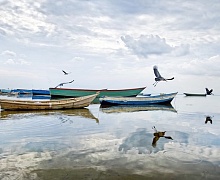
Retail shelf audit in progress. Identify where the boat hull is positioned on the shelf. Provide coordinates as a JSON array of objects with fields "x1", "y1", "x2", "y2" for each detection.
[
  {"x1": 184, "y1": 93, "x2": 206, "y2": 96},
  {"x1": 32, "y1": 89, "x2": 50, "y2": 95},
  {"x1": 0, "y1": 93, "x2": 99, "y2": 110},
  {"x1": 49, "y1": 87, "x2": 146, "y2": 99},
  {"x1": 99, "y1": 92, "x2": 178, "y2": 106}
]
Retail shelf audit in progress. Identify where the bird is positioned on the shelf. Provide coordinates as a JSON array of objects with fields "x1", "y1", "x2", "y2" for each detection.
[
  {"x1": 152, "y1": 126, "x2": 173, "y2": 148},
  {"x1": 55, "y1": 80, "x2": 74, "y2": 88},
  {"x1": 205, "y1": 88, "x2": 213, "y2": 95},
  {"x1": 62, "y1": 70, "x2": 71, "y2": 75},
  {"x1": 205, "y1": 116, "x2": 213, "y2": 124},
  {"x1": 153, "y1": 65, "x2": 174, "y2": 87}
]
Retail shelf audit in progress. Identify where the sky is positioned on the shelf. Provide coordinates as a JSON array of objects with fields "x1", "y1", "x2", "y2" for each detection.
[{"x1": 1, "y1": 0, "x2": 220, "y2": 94}]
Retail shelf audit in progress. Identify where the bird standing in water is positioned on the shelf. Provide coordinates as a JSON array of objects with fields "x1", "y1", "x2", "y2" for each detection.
[
  {"x1": 153, "y1": 65, "x2": 174, "y2": 87},
  {"x1": 205, "y1": 88, "x2": 213, "y2": 95}
]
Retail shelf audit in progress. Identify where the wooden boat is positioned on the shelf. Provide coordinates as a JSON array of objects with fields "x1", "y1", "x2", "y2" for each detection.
[
  {"x1": 100, "y1": 104, "x2": 177, "y2": 113},
  {"x1": 32, "y1": 89, "x2": 50, "y2": 95},
  {"x1": 184, "y1": 93, "x2": 206, "y2": 96},
  {"x1": 0, "y1": 92, "x2": 99, "y2": 110},
  {"x1": 99, "y1": 92, "x2": 178, "y2": 106},
  {"x1": 49, "y1": 87, "x2": 146, "y2": 99}
]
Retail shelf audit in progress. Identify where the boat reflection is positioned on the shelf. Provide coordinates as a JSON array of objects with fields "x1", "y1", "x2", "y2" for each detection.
[
  {"x1": 152, "y1": 126, "x2": 173, "y2": 148},
  {"x1": 0, "y1": 108, "x2": 99, "y2": 123},
  {"x1": 100, "y1": 104, "x2": 177, "y2": 113}
]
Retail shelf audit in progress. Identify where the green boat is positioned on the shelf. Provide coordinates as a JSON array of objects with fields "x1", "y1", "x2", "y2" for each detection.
[
  {"x1": 49, "y1": 87, "x2": 146, "y2": 102},
  {"x1": 184, "y1": 93, "x2": 206, "y2": 96}
]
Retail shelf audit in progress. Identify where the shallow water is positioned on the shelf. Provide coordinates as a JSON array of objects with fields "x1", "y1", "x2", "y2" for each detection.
[{"x1": 0, "y1": 94, "x2": 220, "y2": 179}]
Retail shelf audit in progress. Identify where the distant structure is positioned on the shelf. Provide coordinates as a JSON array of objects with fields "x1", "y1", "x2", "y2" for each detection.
[
  {"x1": 55, "y1": 80, "x2": 74, "y2": 88},
  {"x1": 62, "y1": 70, "x2": 71, "y2": 75},
  {"x1": 153, "y1": 65, "x2": 174, "y2": 87},
  {"x1": 205, "y1": 88, "x2": 213, "y2": 95}
]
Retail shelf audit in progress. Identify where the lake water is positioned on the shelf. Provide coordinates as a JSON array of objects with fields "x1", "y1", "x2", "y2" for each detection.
[{"x1": 0, "y1": 94, "x2": 220, "y2": 180}]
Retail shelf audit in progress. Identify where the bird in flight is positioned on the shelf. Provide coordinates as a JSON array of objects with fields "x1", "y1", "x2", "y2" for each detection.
[
  {"x1": 62, "y1": 70, "x2": 71, "y2": 75},
  {"x1": 55, "y1": 80, "x2": 74, "y2": 88},
  {"x1": 153, "y1": 65, "x2": 174, "y2": 87}
]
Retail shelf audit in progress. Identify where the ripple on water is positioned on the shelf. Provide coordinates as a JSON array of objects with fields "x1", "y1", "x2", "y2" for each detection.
[{"x1": 163, "y1": 150, "x2": 202, "y2": 164}]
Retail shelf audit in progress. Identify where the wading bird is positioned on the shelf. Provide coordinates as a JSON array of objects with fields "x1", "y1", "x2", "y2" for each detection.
[
  {"x1": 153, "y1": 65, "x2": 174, "y2": 87},
  {"x1": 152, "y1": 126, "x2": 173, "y2": 147},
  {"x1": 55, "y1": 80, "x2": 74, "y2": 88},
  {"x1": 62, "y1": 70, "x2": 71, "y2": 75}
]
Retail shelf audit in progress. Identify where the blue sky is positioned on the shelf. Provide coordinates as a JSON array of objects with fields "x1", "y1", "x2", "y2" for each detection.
[{"x1": 1, "y1": 0, "x2": 220, "y2": 94}]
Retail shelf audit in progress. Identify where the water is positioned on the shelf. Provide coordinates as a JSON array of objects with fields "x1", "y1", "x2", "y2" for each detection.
[{"x1": 0, "y1": 94, "x2": 220, "y2": 179}]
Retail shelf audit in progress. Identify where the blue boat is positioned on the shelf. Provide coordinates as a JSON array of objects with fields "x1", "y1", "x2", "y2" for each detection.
[
  {"x1": 0, "y1": 89, "x2": 11, "y2": 94},
  {"x1": 99, "y1": 92, "x2": 178, "y2": 106},
  {"x1": 32, "y1": 89, "x2": 50, "y2": 95},
  {"x1": 11, "y1": 89, "x2": 32, "y2": 94}
]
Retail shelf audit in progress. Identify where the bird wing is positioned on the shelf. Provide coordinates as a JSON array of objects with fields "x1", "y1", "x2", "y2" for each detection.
[
  {"x1": 152, "y1": 136, "x2": 160, "y2": 147},
  {"x1": 68, "y1": 80, "x2": 74, "y2": 83},
  {"x1": 153, "y1": 65, "x2": 162, "y2": 78},
  {"x1": 166, "y1": 77, "x2": 174, "y2": 81},
  {"x1": 62, "y1": 70, "x2": 67, "y2": 74}
]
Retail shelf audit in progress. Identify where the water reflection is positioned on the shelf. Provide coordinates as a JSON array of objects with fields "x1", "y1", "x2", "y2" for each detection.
[
  {"x1": 118, "y1": 128, "x2": 175, "y2": 154},
  {"x1": 152, "y1": 126, "x2": 173, "y2": 148},
  {"x1": 0, "y1": 108, "x2": 99, "y2": 123},
  {"x1": 205, "y1": 116, "x2": 213, "y2": 124},
  {"x1": 100, "y1": 104, "x2": 177, "y2": 113}
]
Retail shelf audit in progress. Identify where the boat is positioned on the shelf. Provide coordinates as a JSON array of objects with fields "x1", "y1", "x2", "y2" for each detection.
[
  {"x1": 10, "y1": 89, "x2": 32, "y2": 95},
  {"x1": 100, "y1": 104, "x2": 177, "y2": 113},
  {"x1": 99, "y1": 92, "x2": 178, "y2": 106},
  {"x1": 0, "y1": 92, "x2": 99, "y2": 110},
  {"x1": 32, "y1": 89, "x2": 50, "y2": 95},
  {"x1": 32, "y1": 95, "x2": 51, "y2": 100},
  {"x1": 49, "y1": 87, "x2": 146, "y2": 100},
  {"x1": 0, "y1": 89, "x2": 11, "y2": 94},
  {"x1": 184, "y1": 93, "x2": 206, "y2": 96},
  {"x1": 138, "y1": 93, "x2": 151, "y2": 96}
]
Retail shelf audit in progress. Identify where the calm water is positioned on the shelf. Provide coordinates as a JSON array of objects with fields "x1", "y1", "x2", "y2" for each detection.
[{"x1": 0, "y1": 94, "x2": 220, "y2": 180}]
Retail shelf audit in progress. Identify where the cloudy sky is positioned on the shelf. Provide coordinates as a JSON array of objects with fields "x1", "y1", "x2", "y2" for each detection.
[{"x1": 1, "y1": 0, "x2": 220, "y2": 94}]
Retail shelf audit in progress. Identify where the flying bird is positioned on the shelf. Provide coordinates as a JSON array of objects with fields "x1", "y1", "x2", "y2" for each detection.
[
  {"x1": 62, "y1": 70, "x2": 71, "y2": 75},
  {"x1": 55, "y1": 80, "x2": 74, "y2": 88},
  {"x1": 153, "y1": 65, "x2": 174, "y2": 87}
]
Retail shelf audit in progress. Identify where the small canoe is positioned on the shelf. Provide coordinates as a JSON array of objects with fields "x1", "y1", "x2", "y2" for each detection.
[
  {"x1": 49, "y1": 87, "x2": 146, "y2": 99},
  {"x1": 0, "y1": 92, "x2": 99, "y2": 110},
  {"x1": 184, "y1": 93, "x2": 206, "y2": 96},
  {"x1": 99, "y1": 92, "x2": 178, "y2": 106}
]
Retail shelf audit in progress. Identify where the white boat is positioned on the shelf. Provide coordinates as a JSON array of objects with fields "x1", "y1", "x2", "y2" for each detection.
[{"x1": 99, "y1": 92, "x2": 178, "y2": 106}]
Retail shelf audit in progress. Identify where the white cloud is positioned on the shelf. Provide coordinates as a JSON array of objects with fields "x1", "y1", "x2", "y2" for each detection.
[
  {"x1": 121, "y1": 35, "x2": 190, "y2": 58},
  {"x1": 1, "y1": 50, "x2": 16, "y2": 57}
]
